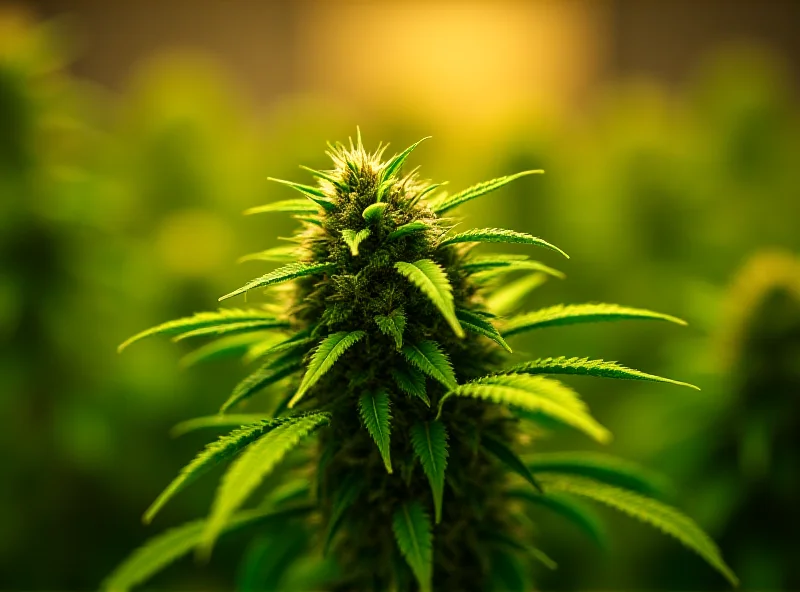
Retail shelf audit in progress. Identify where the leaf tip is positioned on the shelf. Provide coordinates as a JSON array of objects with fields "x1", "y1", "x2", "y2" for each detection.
[
  {"x1": 363, "y1": 202, "x2": 388, "y2": 222},
  {"x1": 597, "y1": 429, "x2": 613, "y2": 445},
  {"x1": 286, "y1": 390, "x2": 303, "y2": 409}
]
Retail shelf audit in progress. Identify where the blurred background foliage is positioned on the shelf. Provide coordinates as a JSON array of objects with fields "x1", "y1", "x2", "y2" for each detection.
[{"x1": 0, "y1": 1, "x2": 798, "y2": 590}]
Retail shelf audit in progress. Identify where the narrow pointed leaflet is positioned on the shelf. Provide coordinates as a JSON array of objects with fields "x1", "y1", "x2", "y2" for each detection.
[
  {"x1": 219, "y1": 262, "x2": 336, "y2": 301},
  {"x1": 439, "y1": 228, "x2": 568, "y2": 259},
  {"x1": 200, "y1": 413, "x2": 330, "y2": 556},
  {"x1": 118, "y1": 309, "x2": 280, "y2": 352},
  {"x1": 410, "y1": 421, "x2": 448, "y2": 523},
  {"x1": 289, "y1": 331, "x2": 366, "y2": 408},
  {"x1": 502, "y1": 356, "x2": 699, "y2": 390},
  {"x1": 402, "y1": 341, "x2": 458, "y2": 391},
  {"x1": 433, "y1": 170, "x2": 543, "y2": 214},
  {"x1": 437, "y1": 374, "x2": 610, "y2": 443},
  {"x1": 392, "y1": 501, "x2": 433, "y2": 592},
  {"x1": 359, "y1": 390, "x2": 393, "y2": 473},
  {"x1": 503, "y1": 304, "x2": 687, "y2": 337},
  {"x1": 394, "y1": 259, "x2": 464, "y2": 337}
]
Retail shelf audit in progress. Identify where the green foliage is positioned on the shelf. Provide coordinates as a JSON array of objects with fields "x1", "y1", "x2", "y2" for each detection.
[
  {"x1": 362, "y1": 202, "x2": 389, "y2": 222},
  {"x1": 236, "y1": 528, "x2": 309, "y2": 591},
  {"x1": 392, "y1": 501, "x2": 433, "y2": 592},
  {"x1": 219, "y1": 262, "x2": 336, "y2": 301},
  {"x1": 289, "y1": 331, "x2": 366, "y2": 408},
  {"x1": 536, "y1": 474, "x2": 738, "y2": 586},
  {"x1": 380, "y1": 137, "x2": 430, "y2": 191},
  {"x1": 468, "y1": 259, "x2": 565, "y2": 282},
  {"x1": 460, "y1": 254, "x2": 552, "y2": 273},
  {"x1": 503, "y1": 303, "x2": 686, "y2": 337},
  {"x1": 486, "y1": 273, "x2": 550, "y2": 316},
  {"x1": 172, "y1": 319, "x2": 290, "y2": 341},
  {"x1": 112, "y1": 135, "x2": 732, "y2": 591},
  {"x1": 388, "y1": 221, "x2": 430, "y2": 241},
  {"x1": 438, "y1": 374, "x2": 611, "y2": 443},
  {"x1": 525, "y1": 451, "x2": 671, "y2": 498},
  {"x1": 410, "y1": 421, "x2": 449, "y2": 523},
  {"x1": 484, "y1": 531, "x2": 557, "y2": 572},
  {"x1": 180, "y1": 333, "x2": 267, "y2": 368},
  {"x1": 267, "y1": 176, "x2": 336, "y2": 211},
  {"x1": 432, "y1": 170, "x2": 543, "y2": 214},
  {"x1": 170, "y1": 414, "x2": 273, "y2": 438},
  {"x1": 394, "y1": 260, "x2": 464, "y2": 337},
  {"x1": 439, "y1": 228, "x2": 569, "y2": 258},
  {"x1": 341, "y1": 228, "x2": 371, "y2": 256},
  {"x1": 221, "y1": 359, "x2": 303, "y2": 413},
  {"x1": 506, "y1": 489, "x2": 606, "y2": 547},
  {"x1": 323, "y1": 474, "x2": 364, "y2": 554},
  {"x1": 244, "y1": 333, "x2": 315, "y2": 364},
  {"x1": 299, "y1": 164, "x2": 348, "y2": 192},
  {"x1": 391, "y1": 364, "x2": 429, "y2": 406},
  {"x1": 402, "y1": 341, "x2": 458, "y2": 391},
  {"x1": 456, "y1": 308, "x2": 512, "y2": 353},
  {"x1": 488, "y1": 548, "x2": 533, "y2": 592},
  {"x1": 143, "y1": 421, "x2": 286, "y2": 524},
  {"x1": 244, "y1": 199, "x2": 320, "y2": 216},
  {"x1": 358, "y1": 390, "x2": 393, "y2": 473},
  {"x1": 238, "y1": 246, "x2": 300, "y2": 264},
  {"x1": 503, "y1": 356, "x2": 699, "y2": 391},
  {"x1": 480, "y1": 433, "x2": 542, "y2": 493},
  {"x1": 117, "y1": 309, "x2": 279, "y2": 352},
  {"x1": 374, "y1": 308, "x2": 406, "y2": 350},
  {"x1": 104, "y1": 507, "x2": 311, "y2": 592},
  {"x1": 201, "y1": 413, "x2": 330, "y2": 554}
]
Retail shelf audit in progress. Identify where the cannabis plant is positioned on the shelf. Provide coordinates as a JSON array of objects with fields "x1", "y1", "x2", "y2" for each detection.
[
  {"x1": 681, "y1": 251, "x2": 800, "y2": 590},
  {"x1": 107, "y1": 134, "x2": 736, "y2": 591}
]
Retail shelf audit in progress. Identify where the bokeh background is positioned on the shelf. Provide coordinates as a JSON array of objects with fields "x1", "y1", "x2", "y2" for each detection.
[{"x1": 1, "y1": 0, "x2": 798, "y2": 589}]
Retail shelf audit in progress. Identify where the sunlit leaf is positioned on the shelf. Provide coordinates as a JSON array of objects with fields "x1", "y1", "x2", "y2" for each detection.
[
  {"x1": 432, "y1": 170, "x2": 543, "y2": 214},
  {"x1": 395, "y1": 260, "x2": 464, "y2": 337},
  {"x1": 289, "y1": 331, "x2": 366, "y2": 408},
  {"x1": 503, "y1": 304, "x2": 686, "y2": 337},
  {"x1": 200, "y1": 414, "x2": 330, "y2": 555}
]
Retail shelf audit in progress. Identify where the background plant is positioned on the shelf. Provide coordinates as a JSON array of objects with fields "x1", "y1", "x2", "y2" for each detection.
[{"x1": 645, "y1": 251, "x2": 800, "y2": 591}]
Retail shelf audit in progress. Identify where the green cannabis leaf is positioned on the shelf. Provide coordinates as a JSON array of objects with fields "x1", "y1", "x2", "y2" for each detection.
[
  {"x1": 143, "y1": 421, "x2": 286, "y2": 524},
  {"x1": 503, "y1": 303, "x2": 686, "y2": 337},
  {"x1": 358, "y1": 390, "x2": 393, "y2": 473},
  {"x1": 393, "y1": 501, "x2": 433, "y2": 592},
  {"x1": 410, "y1": 421, "x2": 449, "y2": 523},
  {"x1": 535, "y1": 474, "x2": 738, "y2": 587},
  {"x1": 341, "y1": 228, "x2": 371, "y2": 256},
  {"x1": 374, "y1": 307, "x2": 406, "y2": 350},
  {"x1": 395, "y1": 259, "x2": 464, "y2": 337},
  {"x1": 200, "y1": 413, "x2": 330, "y2": 555},
  {"x1": 432, "y1": 170, "x2": 543, "y2": 214}
]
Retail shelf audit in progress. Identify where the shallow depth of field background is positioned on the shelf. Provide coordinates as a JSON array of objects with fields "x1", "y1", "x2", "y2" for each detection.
[{"x1": 1, "y1": 1, "x2": 799, "y2": 590}]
